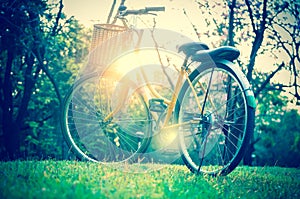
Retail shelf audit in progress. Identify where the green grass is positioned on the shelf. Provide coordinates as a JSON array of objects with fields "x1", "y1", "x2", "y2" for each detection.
[{"x1": 0, "y1": 161, "x2": 299, "y2": 199}]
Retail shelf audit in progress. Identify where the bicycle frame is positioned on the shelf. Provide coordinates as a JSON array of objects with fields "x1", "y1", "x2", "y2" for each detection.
[{"x1": 102, "y1": 54, "x2": 213, "y2": 133}]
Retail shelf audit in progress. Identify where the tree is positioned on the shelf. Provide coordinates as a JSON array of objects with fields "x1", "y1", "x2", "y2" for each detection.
[
  {"x1": 266, "y1": 1, "x2": 300, "y2": 104},
  {"x1": 255, "y1": 106, "x2": 300, "y2": 167},
  {"x1": 0, "y1": 0, "x2": 48, "y2": 159},
  {"x1": 241, "y1": 0, "x2": 299, "y2": 165},
  {"x1": 193, "y1": 0, "x2": 299, "y2": 165},
  {"x1": 0, "y1": 0, "x2": 90, "y2": 159},
  {"x1": 22, "y1": 18, "x2": 91, "y2": 159}
]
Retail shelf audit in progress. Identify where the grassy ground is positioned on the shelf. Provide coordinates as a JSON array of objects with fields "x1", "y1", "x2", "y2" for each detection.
[{"x1": 0, "y1": 161, "x2": 299, "y2": 199}]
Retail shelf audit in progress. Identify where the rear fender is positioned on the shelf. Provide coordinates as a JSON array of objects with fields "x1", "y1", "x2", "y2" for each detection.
[{"x1": 214, "y1": 59, "x2": 256, "y2": 109}]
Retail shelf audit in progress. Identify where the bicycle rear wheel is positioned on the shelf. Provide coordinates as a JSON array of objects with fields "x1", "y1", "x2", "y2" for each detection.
[
  {"x1": 61, "y1": 73, "x2": 151, "y2": 163},
  {"x1": 176, "y1": 62, "x2": 255, "y2": 176}
]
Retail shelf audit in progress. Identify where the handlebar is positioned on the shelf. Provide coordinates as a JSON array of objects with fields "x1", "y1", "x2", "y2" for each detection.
[
  {"x1": 145, "y1": 7, "x2": 165, "y2": 12},
  {"x1": 118, "y1": 6, "x2": 165, "y2": 16}
]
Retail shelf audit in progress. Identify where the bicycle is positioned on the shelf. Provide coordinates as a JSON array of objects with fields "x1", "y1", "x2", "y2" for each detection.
[{"x1": 61, "y1": 1, "x2": 256, "y2": 176}]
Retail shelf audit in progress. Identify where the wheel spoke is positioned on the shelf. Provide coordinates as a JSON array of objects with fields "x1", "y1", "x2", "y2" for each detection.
[
  {"x1": 178, "y1": 65, "x2": 252, "y2": 176},
  {"x1": 61, "y1": 74, "x2": 151, "y2": 163}
]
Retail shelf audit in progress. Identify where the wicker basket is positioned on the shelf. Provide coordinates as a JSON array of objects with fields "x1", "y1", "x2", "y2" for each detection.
[
  {"x1": 88, "y1": 24, "x2": 133, "y2": 69},
  {"x1": 90, "y1": 24, "x2": 127, "y2": 51}
]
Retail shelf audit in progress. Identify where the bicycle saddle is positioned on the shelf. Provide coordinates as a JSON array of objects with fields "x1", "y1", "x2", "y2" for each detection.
[
  {"x1": 191, "y1": 46, "x2": 240, "y2": 62},
  {"x1": 178, "y1": 42, "x2": 240, "y2": 62},
  {"x1": 178, "y1": 42, "x2": 209, "y2": 57}
]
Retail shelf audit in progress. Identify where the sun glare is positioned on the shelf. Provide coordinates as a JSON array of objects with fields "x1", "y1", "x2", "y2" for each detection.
[{"x1": 101, "y1": 47, "x2": 184, "y2": 85}]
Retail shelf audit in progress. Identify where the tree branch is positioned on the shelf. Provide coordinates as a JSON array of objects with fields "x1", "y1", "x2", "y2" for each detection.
[
  {"x1": 16, "y1": 53, "x2": 41, "y2": 124},
  {"x1": 260, "y1": 0, "x2": 268, "y2": 31},
  {"x1": 244, "y1": 0, "x2": 257, "y2": 33},
  {"x1": 268, "y1": 83, "x2": 300, "y2": 101},
  {"x1": 254, "y1": 62, "x2": 285, "y2": 97},
  {"x1": 51, "y1": 0, "x2": 63, "y2": 36},
  {"x1": 267, "y1": 2, "x2": 289, "y2": 26},
  {"x1": 19, "y1": 40, "x2": 63, "y2": 106},
  {"x1": 183, "y1": 8, "x2": 201, "y2": 41}
]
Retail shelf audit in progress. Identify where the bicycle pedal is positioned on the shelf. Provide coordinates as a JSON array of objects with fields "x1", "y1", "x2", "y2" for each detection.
[{"x1": 149, "y1": 99, "x2": 167, "y2": 112}]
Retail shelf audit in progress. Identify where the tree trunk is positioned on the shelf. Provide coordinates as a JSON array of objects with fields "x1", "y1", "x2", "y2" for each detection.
[
  {"x1": 3, "y1": 122, "x2": 21, "y2": 160},
  {"x1": 2, "y1": 49, "x2": 21, "y2": 160},
  {"x1": 228, "y1": 0, "x2": 236, "y2": 46}
]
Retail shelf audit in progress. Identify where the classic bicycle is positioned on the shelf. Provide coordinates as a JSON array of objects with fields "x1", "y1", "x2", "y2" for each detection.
[{"x1": 61, "y1": 1, "x2": 256, "y2": 176}]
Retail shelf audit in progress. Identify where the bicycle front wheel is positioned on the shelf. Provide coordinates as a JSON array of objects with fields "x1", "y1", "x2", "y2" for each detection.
[
  {"x1": 61, "y1": 73, "x2": 152, "y2": 163},
  {"x1": 176, "y1": 62, "x2": 255, "y2": 176}
]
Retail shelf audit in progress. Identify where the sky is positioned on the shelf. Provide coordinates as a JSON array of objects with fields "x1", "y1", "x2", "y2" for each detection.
[
  {"x1": 62, "y1": 0, "x2": 207, "y2": 40},
  {"x1": 63, "y1": 0, "x2": 112, "y2": 27}
]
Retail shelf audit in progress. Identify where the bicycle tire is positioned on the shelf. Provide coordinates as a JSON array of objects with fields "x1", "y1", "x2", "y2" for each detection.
[
  {"x1": 60, "y1": 72, "x2": 152, "y2": 163},
  {"x1": 175, "y1": 61, "x2": 255, "y2": 176}
]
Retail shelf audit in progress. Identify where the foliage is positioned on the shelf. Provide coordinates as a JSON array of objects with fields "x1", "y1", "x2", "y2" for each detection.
[
  {"x1": 253, "y1": 70, "x2": 300, "y2": 167},
  {"x1": 0, "y1": 0, "x2": 49, "y2": 158},
  {"x1": 255, "y1": 108, "x2": 300, "y2": 167},
  {"x1": 22, "y1": 18, "x2": 91, "y2": 159},
  {"x1": 0, "y1": 161, "x2": 300, "y2": 199},
  {"x1": 0, "y1": 0, "x2": 91, "y2": 159}
]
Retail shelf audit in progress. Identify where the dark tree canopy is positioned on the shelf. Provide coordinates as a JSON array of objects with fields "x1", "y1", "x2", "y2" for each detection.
[{"x1": 0, "y1": 0, "x2": 89, "y2": 159}]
